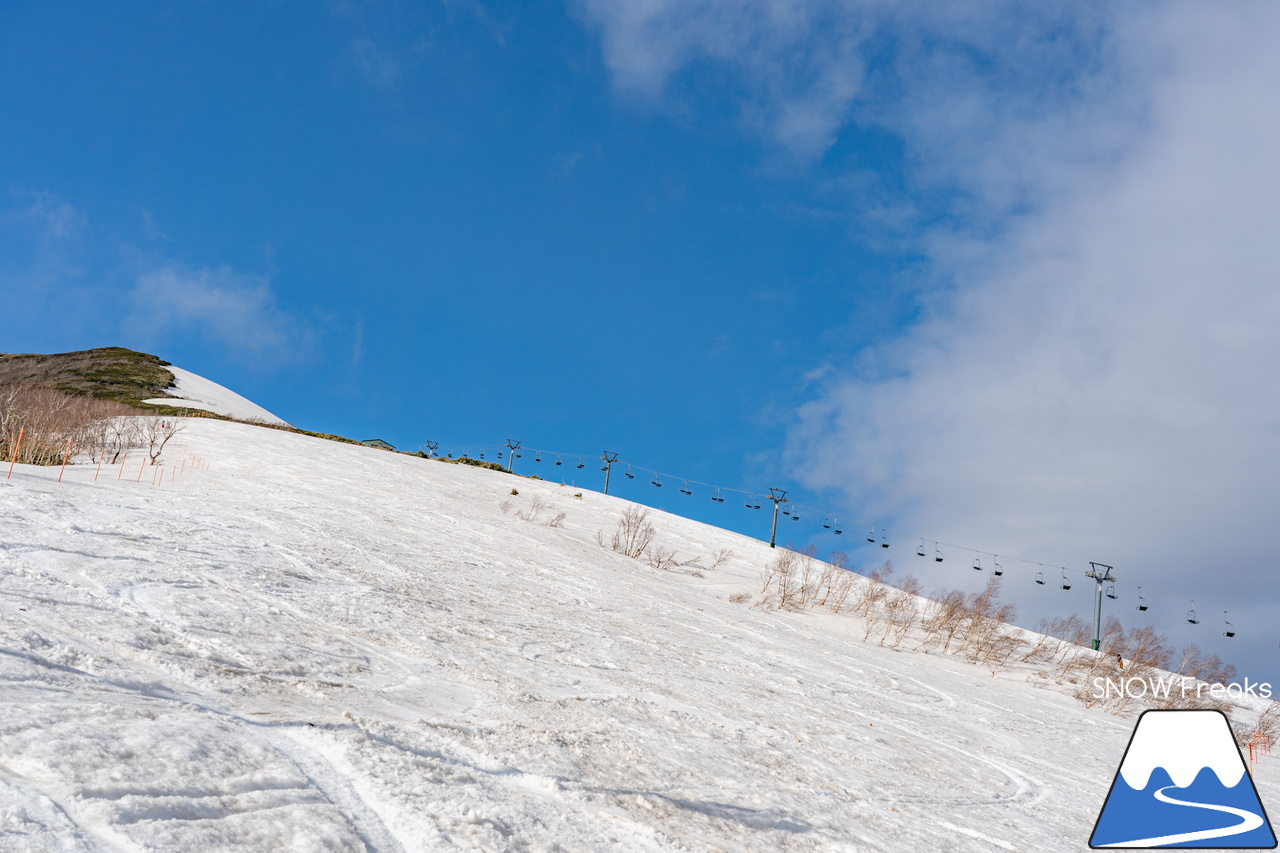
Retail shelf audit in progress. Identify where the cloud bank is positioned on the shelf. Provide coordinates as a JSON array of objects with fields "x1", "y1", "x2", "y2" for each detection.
[{"x1": 578, "y1": 1, "x2": 1280, "y2": 671}]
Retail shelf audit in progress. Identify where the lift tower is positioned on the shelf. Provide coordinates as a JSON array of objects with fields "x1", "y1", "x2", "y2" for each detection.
[{"x1": 1085, "y1": 562, "x2": 1117, "y2": 651}]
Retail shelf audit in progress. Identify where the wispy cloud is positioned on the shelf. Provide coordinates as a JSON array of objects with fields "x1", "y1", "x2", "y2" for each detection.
[
  {"x1": 573, "y1": 0, "x2": 879, "y2": 160},
  {"x1": 127, "y1": 264, "x2": 314, "y2": 364}
]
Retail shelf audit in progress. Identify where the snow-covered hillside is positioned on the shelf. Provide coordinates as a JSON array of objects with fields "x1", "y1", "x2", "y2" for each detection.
[
  {"x1": 0, "y1": 420, "x2": 1273, "y2": 851},
  {"x1": 144, "y1": 365, "x2": 289, "y2": 426}
]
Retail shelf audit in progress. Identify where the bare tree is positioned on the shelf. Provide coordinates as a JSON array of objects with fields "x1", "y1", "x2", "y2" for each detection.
[
  {"x1": 607, "y1": 507, "x2": 656, "y2": 559},
  {"x1": 139, "y1": 417, "x2": 185, "y2": 465}
]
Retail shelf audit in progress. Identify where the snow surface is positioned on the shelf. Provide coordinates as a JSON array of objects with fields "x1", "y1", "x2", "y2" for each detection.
[
  {"x1": 144, "y1": 365, "x2": 289, "y2": 426},
  {"x1": 1118, "y1": 710, "x2": 1246, "y2": 790},
  {"x1": 0, "y1": 419, "x2": 1274, "y2": 851}
]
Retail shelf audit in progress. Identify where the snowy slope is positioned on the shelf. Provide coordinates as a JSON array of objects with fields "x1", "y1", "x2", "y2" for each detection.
[
  {"x1": 144, "y1": 365, "x2": 289, "y2": 425},
  {"x1": 0, "y1": 420, "x2": 1274, "y2": 852}
]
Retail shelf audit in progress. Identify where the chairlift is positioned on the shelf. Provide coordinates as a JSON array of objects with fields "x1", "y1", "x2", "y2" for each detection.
[
  {"x1": 934, "y1": 544, "x2": 944, "y2": 563},
  {"x1": 823, "y1": 515, "x2": 832, "y2": 530},
  {"x1": 624, "y1": 465, "x2": 634, "y2": 479},
  {"x1": 447, "y1": 451, "x2": 454, "y2": 459},
  {"x1": 880, "y1": 529, "x2": 889, "y2": 548},
  {"x1": 1060, "y1": 569, "x2": 1071, "y2": 591},
  {"x1": 711, "y1": 487, "x2": 725, "y2": 503},
  {"x1": 790, "y1": 505, "x2": 800, "y2": 521},
  {"x1": 917, "y1": 539, "x2": 927, "y2": 557},
  {"x1": 867, "y1": 527, "x2": 876, "y2": 543},
  {"x1": 576, "y1": 456, "x2": 585, "y2": 469},
  {"x1": 651, "y1": 473, "x2": 662, "y2": 488},
  {"x1": 534, "y1": 452, "x2": 542, "y2": 462},
  {"x1": 479, "y1": 451, "x2": 485, "y2": 460},
  {"x1": 497, "y1": 451, "x2": 503, "y2": 460},
  {"x1": 833, "y1": 517, "x2": 843, "y2": 535},
  {"x1": 993, "y1": 559, "x2": 1003, "y2": 577},
  {"x1": 1136, "y1": 587, "x2": 1148, "y2": 612},
  {"x1": 1223, "y1": 612, "x2": 1235, "y2": 638},
  {"x1": 554, "y1": 455, "x2": 563, "y2": 466},
  {"x1": 1035, "y1": 570, "x2": 1045, "y2": 585},
  {"x1": 972, "y1": 556, "x2": 982, "y2": 571},
  {"x1": 752, "y1": 494, "x2": 762, "y2": 510},
  {"x1": 1187, "y1": 600, "x2": 1199, "y2": 625},
  {"x1": 1106, "y1": 584, "x2": 1117, "y2": 600},
  {"x1": 680, "y1": 481, "x2": 692, "y2": 495}
]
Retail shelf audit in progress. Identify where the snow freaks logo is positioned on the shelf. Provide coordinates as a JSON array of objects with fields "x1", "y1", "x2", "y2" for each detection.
[
  {"x1": 1091, "y1": 676, "x2": 1273, "y2": 702},
  {"x1": 1090, "y1": 709, "x2": 1277, "y2": 848}
]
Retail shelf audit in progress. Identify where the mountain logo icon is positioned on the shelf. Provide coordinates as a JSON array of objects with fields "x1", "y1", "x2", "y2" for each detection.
[{"x1": 1090, "y1": 709, "x2": 1276, "y2": 848}]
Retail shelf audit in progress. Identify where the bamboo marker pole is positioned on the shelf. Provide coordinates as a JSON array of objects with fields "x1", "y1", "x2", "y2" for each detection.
[
  {"x1": 57, "y1": 438, "x2": 73, "y2": 482},
  {"x1": 6, "y1": 427, "x2": 25, "y2": 480}
]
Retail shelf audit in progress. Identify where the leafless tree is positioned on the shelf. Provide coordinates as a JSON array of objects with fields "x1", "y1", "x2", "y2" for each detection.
[
  {"x1": 607, "y1": 507, "x2": 656, "y2": 559},
  {"x1": 139, "y1": 416, "x2": 185, "y2": 465}
]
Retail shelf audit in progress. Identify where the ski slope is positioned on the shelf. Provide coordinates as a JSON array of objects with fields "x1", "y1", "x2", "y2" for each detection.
[
  {"x1": 0, "y1": 419, "x2": 1273, "y2": 851},
  {"x1": 144, "y1": 365, "x2": 289, "y2": 426}
]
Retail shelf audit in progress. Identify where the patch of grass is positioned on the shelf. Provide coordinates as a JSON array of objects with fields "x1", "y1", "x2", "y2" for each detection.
[{"x1": 1, "y1": 347, "x2": 176, "y2": 408}]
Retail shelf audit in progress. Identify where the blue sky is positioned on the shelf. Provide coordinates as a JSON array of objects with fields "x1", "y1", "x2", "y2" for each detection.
[{"x1": 4, "y1": 1, "x2": 1279, "y2": 682}]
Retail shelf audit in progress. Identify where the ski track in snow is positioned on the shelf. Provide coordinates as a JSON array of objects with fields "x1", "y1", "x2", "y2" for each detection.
[{"x1": 0, "y1": 420, "x2": 1274, "y2": 851}]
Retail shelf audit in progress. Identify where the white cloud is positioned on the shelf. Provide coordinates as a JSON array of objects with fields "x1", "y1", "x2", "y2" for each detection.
[
  {"x1": 784, "y1": 4, "x2": 1280, "y2": 664},
  {"x1": 578, "y1": 1, "x2": 1280, "y2": 670},
  {"x1": 573, "y1": 0, "x2": 877, "y2": 159},
  {"x1": 129, "y1": 265, "x2": 312, "y2": 363}
]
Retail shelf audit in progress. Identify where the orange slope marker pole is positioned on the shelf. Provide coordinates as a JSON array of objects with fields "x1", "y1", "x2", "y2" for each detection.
[
  {"x1": 117, "y1": 452, "x2": 128, "y2": 480},
  {"x1": 137, "y1": 458, "x2": 146, "y2": 483},
  {"x1": 94, "y1": 456, "x2": 103, "y2": 481},
  {"x1": 56, "y1": 438, "x2": 73, "y2": 482},
  {"x1": 6, "y1": 427, "x2": 25, "y2": 480}
]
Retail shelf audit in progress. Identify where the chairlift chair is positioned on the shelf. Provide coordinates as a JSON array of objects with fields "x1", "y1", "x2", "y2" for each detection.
[
  {"x1": 680, "y1": 481, "x2": 692, "y2": 495},
  {"x1": 1136, "y1": 587, "x2": 1148, "y2": 612},
  {"x1": 555, "y1": 455, "x2": 563, "y2": 466},
  {"x1": 1223, "y1": 612, "x2": 1235, "y2": 638},
  {"x1": 497, "y1": 451, "x2": 503, "y2": 460},
  {"x1": 790, "y1": 505, "x2": 800, "y2": 521},
  {"x1": 917, "y1": 539, "x2": 927, "y2": 557},
  {"x1": 973, "y1": 556, "x2": 983, "y2": 571},
  {"x1": 880, "y1": 529, "x2": 889, "y2": 548},
  {"x1": 1187, "y1": 600, "x2": 1199, "y2": 625},
  {"x1": 833, "y1": 517, "x2": 843, "y2": 534},
  {"x1": 624, "y1": 466, "x2": 634, "y2": 479},
  {"x1": 823, "y1": 515, "x2": 832, "y2": 529},
  {"x1": 534, "y1": 452, "x2": 542, "y2": 462},
  {"x1": 576, "y1": 457, "x2": 585, "y2": 469},
  {"x1": 1106, "y1": 584, "x2": 1117, "y2": 600},
  {"x1": 867, "y1": 527, "x2": 876, "y2": 543},
  {"x1": 651, "y1": 474, "x2": 662, "y2": 487},
  {"x1": 993, "y1": 559, "x2": 1003, "y2": 577},
  {"x1": 711, "y1": 488, "x2": 724, "y2": 503},
  {"x1": 1035, "y1": 570, "x2": 1045, "y2": 585},
  {"x1": 479, "y1": 451, "x2": 485, "y2": 459},
  {"x1": 1060, "y1": 569, "x2": 1072, "y2": 591},
  {"x1": 934, "y1": 545, "x2": 944, "y2": 563}
]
